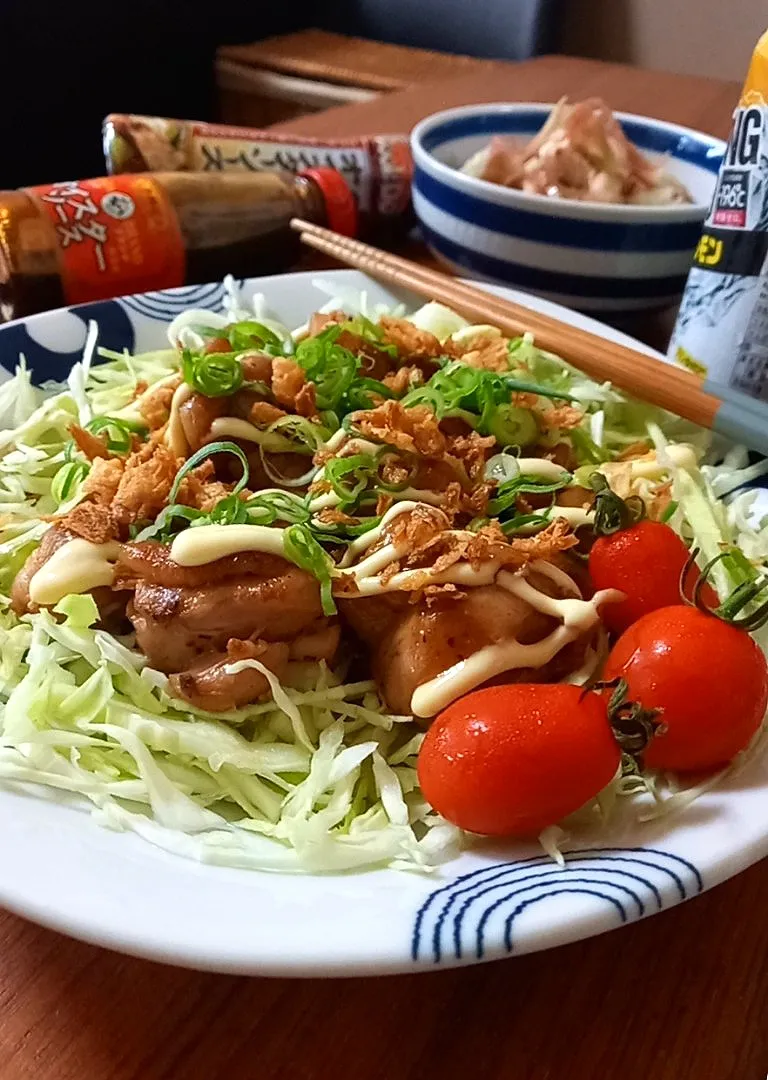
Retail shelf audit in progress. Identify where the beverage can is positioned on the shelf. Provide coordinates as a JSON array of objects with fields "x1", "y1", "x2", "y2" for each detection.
[{"x1": 668, "y1": 29, "x2": 768, "y2": 401}]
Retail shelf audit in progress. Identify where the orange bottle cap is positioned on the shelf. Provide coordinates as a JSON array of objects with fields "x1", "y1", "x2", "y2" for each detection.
[{"x1": 300, "y1": 168, "x2": 358, "y2": 238}]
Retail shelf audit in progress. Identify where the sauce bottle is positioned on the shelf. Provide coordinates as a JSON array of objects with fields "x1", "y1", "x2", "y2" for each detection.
[
  {"x1": 668, "y1": 29, "x2": 768, "y2": 403},
  {"x1": 0, "y1": 167, "x2": 356, "y2": 322},
  {"x1": 103, "y1": 113, "x2": 413, "y2": 242}
]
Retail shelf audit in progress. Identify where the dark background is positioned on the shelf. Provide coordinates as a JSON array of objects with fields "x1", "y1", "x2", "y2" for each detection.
[
  {"x1": 0, "y1": 0, "x2": 558, "y2": 188},
  {"x1": 0, "y1": 1, "x2": 313, "y2": 188}
]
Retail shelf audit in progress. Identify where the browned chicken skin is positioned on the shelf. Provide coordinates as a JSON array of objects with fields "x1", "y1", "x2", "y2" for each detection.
[
  {"x1": 178, "y1": 393, "x2": 227, "y2": 453},
  {"x1": 14, "y1": 534, "x2": 338, "y2": 713},
  {"x1": 128, "y1": 570, "x2": 328, "y2": 673},
  {"x1": 115, "y1": 543, "x2": 337, "y2": 711},
  {"x1": 11, "y1": 525, "x2": 128, "y2": 631},
  {"x1": 341, "y1": 566, "x2": 591, "y2": 715},
  {"x1": 169, "y1": 638, "x2": 291, "y2": 712},
  {"x1": 10, "y1": 527, "x2": 72, "y2": 615}
]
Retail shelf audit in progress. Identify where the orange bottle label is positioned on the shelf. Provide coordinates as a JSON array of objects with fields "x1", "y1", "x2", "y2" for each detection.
[{"x1": 26, "y1": 176, "x2": 185, "y2": 306}]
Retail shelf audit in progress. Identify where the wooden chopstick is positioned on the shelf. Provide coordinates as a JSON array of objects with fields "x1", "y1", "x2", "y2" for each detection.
[{"x1": 290, "y1": 218, "x2": 720, "y2": 432}]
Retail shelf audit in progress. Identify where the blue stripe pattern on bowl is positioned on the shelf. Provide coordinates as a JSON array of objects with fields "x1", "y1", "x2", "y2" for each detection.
[
  {"x1": 418, "y1": 224, "x2": 690, "y2": 306},
  {"x1": 411, "y1": 104, "x2": 726, "y2": 313}
]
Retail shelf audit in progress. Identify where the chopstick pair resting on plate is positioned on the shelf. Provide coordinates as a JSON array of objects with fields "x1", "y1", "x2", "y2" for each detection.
[{"x1": 290, "y1": 219, "x2": 768, "y2": 458}]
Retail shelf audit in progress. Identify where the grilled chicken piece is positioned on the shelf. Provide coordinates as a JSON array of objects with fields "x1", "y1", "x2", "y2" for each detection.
[
  {"x1": 115, "y1": 541, "x2": 291, "y2": 589},
  {"x1": 11, "y1": 526, "x2": 73, "y2": 614},
  {"x1": 118, "y1": 541, "x2": 338, "y2": 710},
  {"x1": 128, "y1": 569, "x2": 327, "y2": 673},
  {"x1": 341, "y1": 567, "x2": 590, "y2": 715},
  {"x1": 169, "y1": 638, "x2": 291, "y2": 712},
  {"x1": 12, "y1": 525, "x2": 129, "y2": 631},
  {"x1": 167, "y1": 621, "x2": 341, "y2": 713},
  {"x1": 308, "y1": 311, "x2": 395, "y2": 380},
  {"x1": 178, "y1": 393, "x2": 227, "y2": 453}
]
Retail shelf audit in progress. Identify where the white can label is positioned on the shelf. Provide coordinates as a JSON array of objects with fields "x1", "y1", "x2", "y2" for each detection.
[{"x1": 668, "y1": 104, "x2": 768, "y2": 399}]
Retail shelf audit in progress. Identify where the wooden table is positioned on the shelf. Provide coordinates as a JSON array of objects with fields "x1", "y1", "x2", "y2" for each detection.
[
  {"x1": 4, "y1": 55, "x2": 766, "y2": 1080},
  {"x1": 275, "y1": 54, "x2": 742, "y2": 350},
  {"x1": 215, "y1": 30, "x2": 504, "y2": 132},
  {"x1": 271, "y1": 54, "x2": 742, "y2": 142}
]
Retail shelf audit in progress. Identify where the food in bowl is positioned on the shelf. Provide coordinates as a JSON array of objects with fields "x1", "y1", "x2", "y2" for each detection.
[
  {"x1": 461, "y1": 97, "x2": 693, "y2": 206},
  {"x1": 1, "y1": 278, "x2": 766, "y2": 873},
  {"x1": 411, "y1": 103, "x2": 723, "y2": 311}
]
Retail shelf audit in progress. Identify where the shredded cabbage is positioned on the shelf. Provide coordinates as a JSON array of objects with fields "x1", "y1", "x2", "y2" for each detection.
[
  {"x1": 1, "y1": 278, "x2": 768, "y2": 874},
  {"x1": 0, "y1": 604, "x2": 460, "y2": 872}
]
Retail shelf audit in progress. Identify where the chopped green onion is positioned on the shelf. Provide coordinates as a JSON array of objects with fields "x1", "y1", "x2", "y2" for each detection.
[
  {"x1": 51, "y1": 460, "x2": 90, "y2": 504},
  {"x1": 133, "y1": 504, "x2": 206, "y2": 542},
  {"x1": 190, "y1": 324, "x2": 230, "y2": 340},
  {"x1": 294, "y1": 326, "x2": 360, "y2": 413},
  {"x1": 245, "y1": 491, "x2": 310, "y2": 526},
  {"x1": 284, "y1": 523, "x2": 336, "y2": 615},
  {"x1": 659, "y1": 500, "x2": 679, "y2": 524},
  {"x1": 499, "y1": 376, "x2": 579, "y2": 402},
  {"x1": 168, "y1": 440, "x2": 249, "y2": 505},
  {"x1": 85, "y1": 415, "x2": 146, "y2": 453},
  {"x1": 488, "y1": 473, "x2": 572, "y2": 517},
  {"x1": 486, "y1": 403, "x2": 539, "y2": 448},
  {"x1": 570, "y1": 427, "x2": 609, "y2": 464},
  {"x1": 181, "y1": 348, "x2": 244, "y2": 398},
  {"x1": 403, "y1": 361, "x2": 579, "y2": 425},
  {"x1": 340, "y1": 314, "x2": 398, "y2": 358},
  {"x1": 228, "y1": 320, "x2": 283, "y2": 354},
  {"x1": 324, "y1": 454, "x2": 379, "y2": 507},
  {"x1": 500, "y1": 511, "x2": 553, "y2": 534},
  {"x1": 209, "y1": 493, "x2": 250, "y2": 525},
  {"x1": 343, "y1": 377, "x2": 395, "y2": 412},
  {"x1": 263, "y1": 415, "x2": 329, "y2": 456}
]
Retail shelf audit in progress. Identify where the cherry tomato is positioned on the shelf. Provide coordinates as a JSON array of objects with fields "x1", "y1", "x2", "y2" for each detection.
[
  {"x1": 417, "y1": 684, "x2": 620, "y2": 837},
  {"x1": 589, "y1": 520, "x2": 719, "y2": 634},
  {"x1": 603, "y1": 606, "x2": 768, "y2": 772}
]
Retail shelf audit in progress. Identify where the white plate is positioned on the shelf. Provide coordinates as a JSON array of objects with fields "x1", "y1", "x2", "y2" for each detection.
[{"x1": 0, "y1": 270, "x2": 765, "y2": 976}]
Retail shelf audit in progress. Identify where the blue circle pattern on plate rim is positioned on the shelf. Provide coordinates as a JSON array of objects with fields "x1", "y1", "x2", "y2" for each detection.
[
  {"x1": 0, "y1": 271, "x2": 764, "y2": 974},
  {"x1": 411, "y1": 846, "x2": 703, "y2": 963},
  {"x1": 0, "y1": 283, "x2": 237, "y2": 386}
]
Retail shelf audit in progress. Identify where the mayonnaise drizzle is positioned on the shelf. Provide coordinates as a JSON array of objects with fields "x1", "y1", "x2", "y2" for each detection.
[
  {"x1": 311, "y1": 485, "x2": 447, "y2": 515},
  {"x1": 514, "y1": 505, "x2": 595, "y2": 533},
  {"x1": 485, "y1": 455, "x2": 572, "y2": 485},
  {"x1": 349, "y1": 542, "x2": 405, "y2": 580},
  {"x1": 208, "y1": 417, "x2": 305, "y2": 453},
  {"x1": 338, "y1": 500, "x2": 427, "y2": 568},
  {"x1": 515, "y1": 457, "x2": 574, "y2": 481},
  {"x1": 354, "y1": 560, "x2": 500, "y2": 597},
  {"x1": 28, "y1": 538, "x2": 122, "y2": 606},
  {"x1": 308, "y1": 436, "x2": 388, "y2": 513},
  {"x1": 169, "y1": 524, "x2": 287, "y2": 566},
  {"x1": 164, "y1": 382, "x2": 193, "y2": 458},
  {"x1": 410, "y1": 575, "x2": 623, "y2": 717}
]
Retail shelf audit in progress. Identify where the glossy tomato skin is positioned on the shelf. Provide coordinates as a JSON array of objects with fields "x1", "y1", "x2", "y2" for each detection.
[
  {"x1": 589, "y1": 520, "x2": 717, "y2": 635},
  {"x1": 417, "y1": 684, "x2": 621, "y2": 837},
  {"x1": 604, "y1": 606, "x2": 768, "y2": 772}
]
